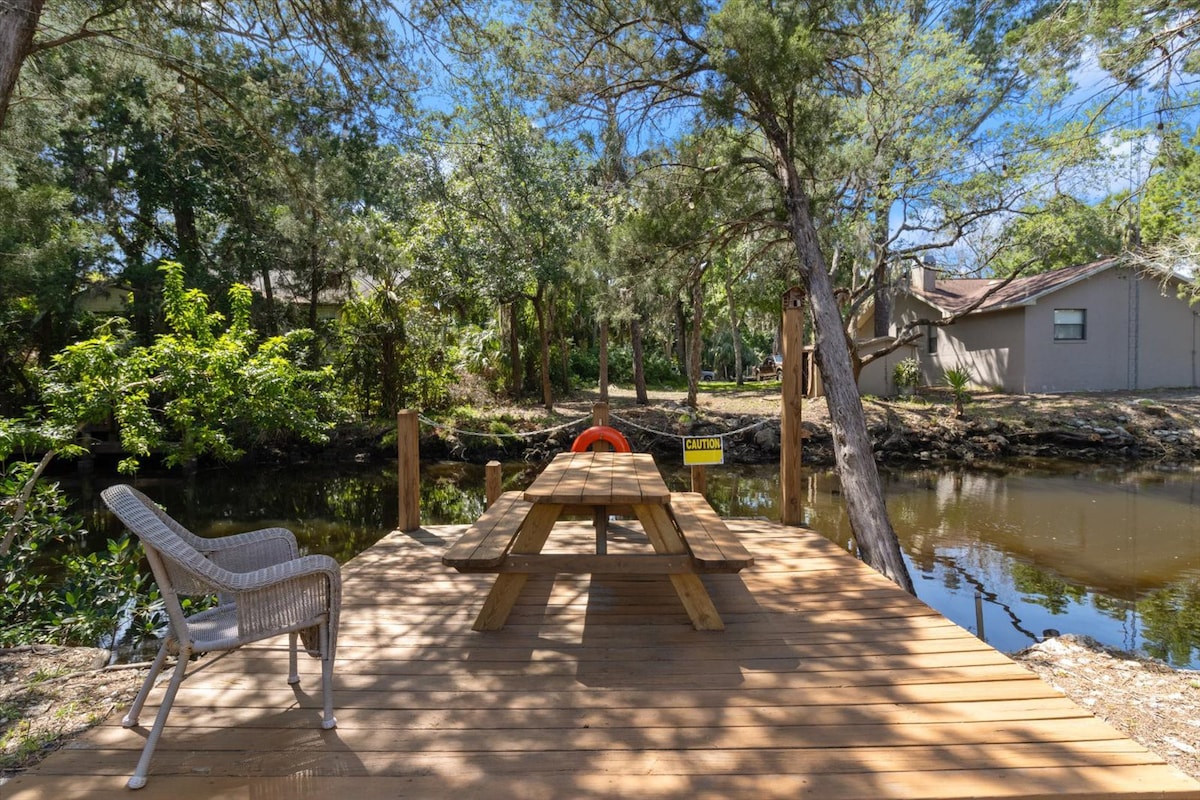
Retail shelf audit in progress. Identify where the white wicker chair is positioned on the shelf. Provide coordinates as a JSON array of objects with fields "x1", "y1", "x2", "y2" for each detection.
[{"x1": 101, "y1": 484, "x2": 341, "y2": 790}]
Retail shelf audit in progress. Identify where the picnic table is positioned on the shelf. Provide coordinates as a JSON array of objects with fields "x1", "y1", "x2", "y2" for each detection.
[{"x1": 443, "y1": 451, "x2": 753, "y2": 631}]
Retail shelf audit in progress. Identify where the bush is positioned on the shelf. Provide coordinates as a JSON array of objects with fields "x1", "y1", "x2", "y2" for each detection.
[
  {"x1": 570, "y1": 344, "x2": 680, "y2": 387},
  {"x1": 944, "y1": 366, "x2": 972, "y2": 418},
  {"x1": 0, "y1": 463, "x2": 161, "y2": 649},
  {"x1": 893, "y1": 358, "x2": 921, "y2": 394}
]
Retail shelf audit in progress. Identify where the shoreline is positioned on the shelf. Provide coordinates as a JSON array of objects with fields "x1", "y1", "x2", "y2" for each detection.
[{"x1": 411, "y1": 386, "x2": 1200, "y2": 469}]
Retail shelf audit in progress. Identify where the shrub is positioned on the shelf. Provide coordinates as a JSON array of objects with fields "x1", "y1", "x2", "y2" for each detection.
[
  {"x1": 893, "y1": 358, "x2": 921, "y2": 394},
  {"x1": 944, "y1": 367, "x2": 972, "y2": 419},
  {"x1": 0, "y1": 463, "x2": 161, "y2": 649}
]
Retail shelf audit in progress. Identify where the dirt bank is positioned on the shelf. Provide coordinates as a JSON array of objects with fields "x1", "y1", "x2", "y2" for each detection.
[{"x1": 421, "y1": 385, "x2": 1200, "y2": 467}]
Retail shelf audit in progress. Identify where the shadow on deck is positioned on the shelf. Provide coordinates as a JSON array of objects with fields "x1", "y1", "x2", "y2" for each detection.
[{"x1": 7, "y1": 520, "x2": 1200, "y2": 799}]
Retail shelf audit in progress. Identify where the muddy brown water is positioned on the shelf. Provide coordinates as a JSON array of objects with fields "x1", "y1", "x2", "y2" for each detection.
[{"x1": 62, "y1": 459, "x2": 1200, "y2": 668}]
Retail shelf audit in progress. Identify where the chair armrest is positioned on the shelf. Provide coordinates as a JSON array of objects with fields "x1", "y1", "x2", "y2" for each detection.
[{"x1": 230, "y1": 555, "x2": 342, "y2": 643}]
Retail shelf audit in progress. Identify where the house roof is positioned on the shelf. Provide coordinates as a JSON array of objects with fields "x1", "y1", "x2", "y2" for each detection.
[{"x1": 910, "y1": 257, "x2": 1122, "y2": 315}]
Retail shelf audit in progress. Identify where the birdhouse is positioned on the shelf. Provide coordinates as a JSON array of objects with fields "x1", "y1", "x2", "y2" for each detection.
[{"x1": 782, "y1": 287, "x2": 805, "y2": 310}]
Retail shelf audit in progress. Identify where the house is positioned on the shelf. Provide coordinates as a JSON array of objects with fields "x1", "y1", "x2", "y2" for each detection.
[{"x1": 882, "y1": 257, "x2": 1200, "y2": 394}]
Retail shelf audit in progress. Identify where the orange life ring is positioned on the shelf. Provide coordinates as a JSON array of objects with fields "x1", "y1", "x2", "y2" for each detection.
[{"x1": 570, "y1": 425, "x2": 632, "y2": 453}]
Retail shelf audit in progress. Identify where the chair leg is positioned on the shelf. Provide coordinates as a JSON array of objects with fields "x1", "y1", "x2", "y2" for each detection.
[
  {"x1": 123, "y1": 641, "x2": 169, "y2": 728},
  {"x1": 320, "y1": 621, "x2": 336, "y2": 730},
  {"x1": 127, "y1": 648, "x2": 190, "y2": 790},
  {"x1": 288, "y1": 631, "x2": 300, "y2": 685}
]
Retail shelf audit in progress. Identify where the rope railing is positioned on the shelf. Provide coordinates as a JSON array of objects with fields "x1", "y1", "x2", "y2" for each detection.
[
  {"x1": 417, "y1": 413, "x2": 591, "y2": 440},
  {"x1": 419, "y1": 409, "x2": 774, "y2": 444},
  {"x1": 608, "y1": 411, "x2": 772, "y2": 442}
]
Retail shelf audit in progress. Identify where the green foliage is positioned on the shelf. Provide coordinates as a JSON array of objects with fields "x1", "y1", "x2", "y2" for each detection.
[
  {"x1": 993, "y1": 194, "x2": 1125, "y2": 276},
  {"x1": 333, "y1": 286, "x2": 458, "y2": 418},
  {"x1": 1141, "y1": 130, "x2": 1200, "y2": 247},
  {"x1": 943, "y1": 366, "x2": 972, "y2": 418},
  {"x1": 0, "y1": 463, "x2": 160, "y2": 647},
  {"x1": 570, "y1": 344, "x2": 680, "y2": 386},
  {"x1": 893, "y1": 358, "x2": 921, "y2": 392},
  {"x1": 41, "y1": 262, "x2": 341, "y2": 471}
]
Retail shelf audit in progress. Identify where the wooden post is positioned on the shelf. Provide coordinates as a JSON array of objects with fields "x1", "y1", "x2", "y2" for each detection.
[
  {"x1": 397, "y1": 410, "x2": 420, "y2": 532},
  {"x1": 691, "y1": 465, "x2": 707, "y2": 495},
  {"x1": 592, "y1": 401, "x2": 609, "y2": 426},
  {"x1": 590, "y1": 400, "x2": 610, "y2": 552},
  {"x1": 591, "y1": 401, "x2": 611, "y2": 452},
  {"x1": 780, "y1": 288, "x2": 805, "y2": 526},
  {"x1": 599, "y1": 321, "x2": 610, "y2": 403},
  {"x1": 485, "y1": 460, "x2": 502, "y2": 508}
]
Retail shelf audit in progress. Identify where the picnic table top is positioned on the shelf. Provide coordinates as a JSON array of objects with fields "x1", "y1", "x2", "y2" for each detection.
[{"x1": 523, "y1": 451, "x2": 671, "y2": 506}]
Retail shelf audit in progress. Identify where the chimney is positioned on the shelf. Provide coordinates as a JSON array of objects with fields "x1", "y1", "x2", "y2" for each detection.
[{"x1": 912, "y1": 256, "x2": 937, "y2": 292}]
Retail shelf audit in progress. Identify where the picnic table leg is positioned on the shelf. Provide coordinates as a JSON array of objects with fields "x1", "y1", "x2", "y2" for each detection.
[
  {"x1": 593, "y1": 507, "x2": 608, "y2": 555},
  {"x1": 473, "y1": 503, "x2": 563, "y2": 631},
  {"x1": 634, "y1": 504, "x2": 724, "y2": 631}
]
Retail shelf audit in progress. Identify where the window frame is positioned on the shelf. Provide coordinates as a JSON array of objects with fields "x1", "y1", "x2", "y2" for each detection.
[
  {"x1": 1053, "y1": 308, "x2": 1087, "y2": 341},
  {"x1": 926, "y1": 324, "x2": 938, "y2": 354}
]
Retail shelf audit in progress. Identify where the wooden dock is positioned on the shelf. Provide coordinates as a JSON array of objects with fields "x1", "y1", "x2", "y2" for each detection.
[{"x1": 7, "y1": 519, "x2": 1200, "y2": 799}]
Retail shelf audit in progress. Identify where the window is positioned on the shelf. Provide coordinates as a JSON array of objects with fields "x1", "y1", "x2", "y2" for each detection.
[
  {"x1": 926, "y1": 325, "x2": 938, "y2": 354},
  {"x1": 1053, "y1": 309, "x2": 1086, "y2": 341}
]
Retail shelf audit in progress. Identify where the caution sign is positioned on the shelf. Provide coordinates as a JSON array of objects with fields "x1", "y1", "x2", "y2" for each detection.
[{"x1": 683, "y1": 436, "x2": 724, "y2": 466}]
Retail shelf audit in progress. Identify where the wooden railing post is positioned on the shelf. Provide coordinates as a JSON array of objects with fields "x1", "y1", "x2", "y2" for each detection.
[
  {"x1": 592, "y1": 401, "x2": 609, "y2": 426},
  {"x1": 591, "y1": 401, "x2": 611, "y2": 451},
  {"x1": 691, "y1": 465, "x2": 707, "y2": 495},
  {"x1": 397, "y1": 410, "x2": 420, "y2": 532},
  {"x1": 780, "y1": 288, "x2": 805, "y2": 526},
  {"x1": 485, "y1": 460, "x2": 502, "y2": 508}
]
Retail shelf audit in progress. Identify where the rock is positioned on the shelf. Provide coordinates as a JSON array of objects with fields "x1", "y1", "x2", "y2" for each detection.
[
  {"x1": 753, "y1": 427, "x2": 780, "y2": 450},
  {"x1": 1138, "y1": 402, "x2": 1170, "y2": 417},
  {"x1": 968, "y1": 419, "x2": 999, "y2": 434}
]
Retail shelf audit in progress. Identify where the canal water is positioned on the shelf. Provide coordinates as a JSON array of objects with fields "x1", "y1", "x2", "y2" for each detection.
[{"x1": 64, "y1": 459, "x2": 1200, "y2": 668}]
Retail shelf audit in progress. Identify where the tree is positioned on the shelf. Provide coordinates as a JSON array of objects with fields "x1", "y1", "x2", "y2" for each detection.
[
  {"x1": 992, "y1": 194, "x2": 1125, "y2": 275},
  {"x1": 1141, "y1": 129, "x2": 1200, "y2": 247},
  {"x1": 41, "y1": 261, "x2": 339, "y2": 473},
  {"x1": 0, "y1": 0, "x2": 402, "y2": 136},
  {"x1": 431, "y1": 0, "x2": 918, "y2": 589},
  {"x1": 413, "y1": 97, "x2": 594, "y2": 410}
]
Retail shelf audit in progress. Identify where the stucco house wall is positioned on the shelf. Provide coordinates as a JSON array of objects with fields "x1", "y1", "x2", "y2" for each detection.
[
  {"x1": 889, "y1": 294, "x2": 1027, "y2": 392},
  {"x1": 856, "y1": 341, "x2": 918, "y2": 396},
  {"x1": 1021, "y1": 267, "x2": 1200, "y2": 392}
]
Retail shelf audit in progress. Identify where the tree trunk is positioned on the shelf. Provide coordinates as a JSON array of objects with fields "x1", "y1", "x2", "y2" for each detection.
[
  {"x1": 506, "y1": 301, "x2": 522, "y2": 398},
  {"x1": 765, "y1": 127, "x2": 915, "y2": 594},
  {"x1": 674, "y1": 300, "x2": 688, "y2": 375},
  {"x1": 533, "y1": 285, "x2": 553, "y2": 411},
  {"x1": 307, "y1": 207, "x2": 321, "y2": 333},
  {"x1": 553, "y1": 296, "x2": 570, "y2": 393},
  {"x1": 173, "y1": 190, "x2": 201, "y2": 283},
  {"x1": 686, "y1": 264, "x2": 705, "y2": 409},
  {"x1": 872, "y1": 208, "x2": 892, "y2": 338},
  {"x1": 259, "y1": 265, "x2": 278, "y2": 335},
  {"x1": 631, "y1": 316, "x2": 648, "y2": 405},
  {"x1": 0, "y1": 0, "x2": 42, "y2": 132},
  {"x1": 727, "y1": 276, "x2": 744, "y2": 385},
  {"x1": 599, "y1": 320, "x2": 609, "y2": 402}
]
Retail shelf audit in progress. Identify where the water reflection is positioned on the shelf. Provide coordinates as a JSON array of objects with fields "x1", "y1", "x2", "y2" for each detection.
[{"x1": 63, "y1": 459, "x2": 1200, "y2": 668}]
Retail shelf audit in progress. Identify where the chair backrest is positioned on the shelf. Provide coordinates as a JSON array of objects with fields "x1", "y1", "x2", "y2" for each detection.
[{"x1": 101, "y1": 484, "x2": 232, "y2": 604}]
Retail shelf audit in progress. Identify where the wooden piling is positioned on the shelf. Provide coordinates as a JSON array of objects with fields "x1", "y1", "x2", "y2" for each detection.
[
  {"x1": 591, "y1": 401, "x2": 611, "y2": 451},
  {"x1": 485, "y1": 460, "x2": 502, "y2": 508},
  {"x1": 691, "y1": 465, "x2": 707, "y2": 495},
  {"x1": 397, "y1": 410, "x2": 420, "y2": 532},
  {"x1": 781, "y1": 288, "x2": 805, "y2": 526}
]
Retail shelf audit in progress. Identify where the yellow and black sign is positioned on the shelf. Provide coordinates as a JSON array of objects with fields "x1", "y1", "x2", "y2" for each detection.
[{"x1": 683, "y1": 436, "x2": 724, "y2": 466}]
